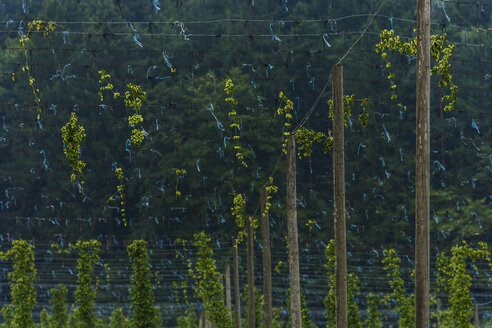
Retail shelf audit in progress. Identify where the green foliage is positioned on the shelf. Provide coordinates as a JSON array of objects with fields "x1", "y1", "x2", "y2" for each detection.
[
  {"x1": 109, "y1": 308, "x2": 130, "y2": 328},
  {"x1": 436, "y1": 241, "x2": 491, "y2": 328},
  {"x1": 109, "y1": 167, "x2": 126, "y2": 220},
  {"x1": 328, "y1": 94, "x2": 369, "y2": 128},
  {"x1": 324, "y1": 240, "x2": 361, "y2": 328},
  {"x1": 286, "y1": 288, "x2": 317, "y2": 328},
  {"x1": 127, "y1": 240, "x2": 157, "y2": 328},
  {"x1": 243, "y1": 285, "x2": 265, "y2": 328},
  {"x1": 381, "y1": 249, "x2": 414, "y2": 328},
  {"x1": 231, "y1": 193, "x2": 248, "y2": 244},
  {"x1": 262, "y1": 177, "x2": 278, "y2": 218},
  {"x1": 364, "y1": 293, "x2": 383, "y2": 328},
  {"x1": 17, "y1": 20, "x2": 57, "y2": 120},
  {"x1": 294, "y1": 128, "x2": 333, "y2": 158},
  {"x1": 125, "y1": 83, "x2": 147, "y2": 147},
  {"x1": 173, "y1": 281, "x2": 198, "y2": 328},
  {"x1": 175, "y1": 169, "x2": 187, "y2": 198},
  {"x1": 0, "y1": 240, "x2": 37, "y2": 328},
  {"x1": 225, "y1": 77, "x2": 247, "y2": 168},
  {"x1": 1, "y1": 305, "x2": 14, "y2": 328},
  {"x1": 191, "y1": 231, "x2": 233, "y2": 328},
  {"x1": 49, "y1": 284, "x2": 68, "y2": 328},
  {"x1": 276, "y1": 91, "x2": 295, "y2": 152},
  {"x1": 39, "y1": 309, "x2": 51, "y2": 328},
  {"x1": 61, "y1": 112, "x2": 86, "y2": 190},
  {"x1": 71, "y1": 240, "x2": 101, "y2": 328},
  {"x1": 375, "y1": 29, "x2": 458, "y2": 111}
]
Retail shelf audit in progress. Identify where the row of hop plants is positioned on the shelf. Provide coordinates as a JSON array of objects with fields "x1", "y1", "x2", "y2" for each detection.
[
  {"x1": 0, "y1": 239, "x2": 160, "y2": 328},
  {"x1": 0, "y1": 236, "x2": 491, "y2": 328},
  {"x1": 176, "y1": 235, "x2": 492, "y2": 328}
]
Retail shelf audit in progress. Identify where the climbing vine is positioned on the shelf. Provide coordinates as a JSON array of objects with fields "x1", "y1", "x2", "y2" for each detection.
[
  {"x1": 70, "y1": 240, "x2": 101, "y2": 328},
  {"x1": 375, "y1": 29, "x2": 458, "y2": 111},
  {"x1": 276, "y1": 91, "x2": 295, "y2": 152},
  {"x1": 225, "y1": 78, "x2": 247, "y2": 168},
  {"x1": 262, "y1": 177, "x2": 278, "y2": 218},
  {"x1": 231, "y1": 193, "x2": 249, "y2": 245},
  {"x1": 17, "y1": 20, "x2": 57, "y2": 120},
  {"x1": 173, "y1": 281, "x2": 197, "y2": 328},
  {"x1": 175, "y1": 169, "x2": 187, "y2": 198},
  {"x1": 364, "y1": 293, "x2": 383, "y2": 328},
  {"x1": 191, "y1": 232, "x2": 233, "y2": 328},
  {"x1": 125, "y1": 83, "x2": 147, "y2": 147},
  {"x1": 436, "y1": 241, "x2": 491, "y2": 328},
  {"x1": 0, "y1": 240, "x2": 37, "y2": 328},
  {"x1": 49, "y1": 284, "x2": 68, "y2": 328},
  {"x1": 109, "y1": 167, "x2": 126, "y2": 222},
  {"x1": 98, "y1": 71, "x2": 147, "y2": 147},
  {"x1": 382, "y1": 249, "x2": 415, "y2": 328},
  {"x1": 295, "y1": 128, "x2": 333, "y2": 158},
  {"x1": 61, "y1": 112, "x2": 87, "y2": 191},
  {"x1": 296, "y1": 95, "x2": 368, "y2": 158},
  {"x1": 127, "y1": 240, "x2": 158, "y2": 328},
  {"x1": 324, "y1": 239, "x2": 362, "y2": 328}
]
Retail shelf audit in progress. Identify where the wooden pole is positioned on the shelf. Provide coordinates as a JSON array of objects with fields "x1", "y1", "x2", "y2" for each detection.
[
  {"x1": 261, "y1": 186, "x2": 272, "y2": 328},
  {"x1": 233, "y1": 243, "x2": 241, "y2": 328},
  {"x1": 415, "y1": 0, "x2": 431, "y2": 326},
  {"x1": 225, "y1": 263, "x2": 232, "y2": 320},
  {"x1": 286, "y1": 134, "x2": 302, "y2": 328},
  {"x1": 247, "y1": 217, "x2": 255, "y2": 328},
  {"x1": 332, "y1": 64, "x2": 347, "y2": 328}
]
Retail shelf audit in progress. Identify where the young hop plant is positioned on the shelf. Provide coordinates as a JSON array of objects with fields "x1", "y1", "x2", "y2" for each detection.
[
  {"x1": 109, "y1": 167, "x2": 126, "y2": 222},
  {"x1": 276, "y1": 91, "x2": 295, "y2": 152},
  {"x1": 225, "y1": 78, "x2": 247, "y2": 168},
  {"x1": 61, "y1": 112, "x2": 87, "y2": 191},
  {"x1": 98, "y1": 70, "x2": 147, "y2": 147},
  {"x1": 0, "y1": 240, "x2": 37, "y2": 328},
  {"x1": 296, "y1": 95, "x2": 368, "y2": 158},
  {"x1": 17, "y1": 20, "x2": 57, "y2": 120},
  {"x1": 175, "y1": 169, "x2": 187, "y2": 198},
  {"x1": 375, "y1": 29, "x2": 458, "y2": 111}
]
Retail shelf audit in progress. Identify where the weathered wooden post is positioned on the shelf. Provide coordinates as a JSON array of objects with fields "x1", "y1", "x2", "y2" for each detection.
[
  {"x1": 247, "y1": 217, "x2": 255, "y2": 328},
  {"x1": 225, "y1": 262, "x2": 232, "y2": 320},
  {"x1": 233, "y1": 242, "x2": 241, "y2": 328},
  {"x1": 415, "y1": 0, "x2": 431, "y2": 326},
  {"x1": 286, "y1": 133, "x2": 301, "y2": 327},
  {"x1": 332, "y1": 64, "x2": 347, "y2": 328},
  {"x1": 261, "y1": 186, "x2": 272, "y2": 328}
]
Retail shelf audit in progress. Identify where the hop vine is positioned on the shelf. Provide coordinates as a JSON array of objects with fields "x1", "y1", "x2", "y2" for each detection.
[
  {"x1": 375, "y1": 29, "x2": 458, "y2": 111},
  {"x1": 175, "y1": 169, "x2": 187, "y2": 198},
  {"x1": 276, "y1": 91, "x2": 295, "y2": 152},
  {"x1": 109, "y1": 167, "x2": 126, "y2": 222},
  {"x1": 98, "y1": 71, "x2": 147, "y2": 147},
  {"x1": 61, "y1": 112, "x2": 87, "y2": 190},
  {"x1": 125, "y1": 83, "x2": 147, "y2": 147},
  {"x1": 17, "y1": 20, "x2": 57, "y2": 120},
  {"x1": 295, "y1": 128, "x2": 333, "y2": 158},
  {"x1": 231, "y1": 193, "x2": 250, "y2": 245},
  {"x1": 262, "y1": 177, "x2": 278, "y2": 218},
  {"x1": 225, "y1": 78, "x2": 247, "y2": 168}
]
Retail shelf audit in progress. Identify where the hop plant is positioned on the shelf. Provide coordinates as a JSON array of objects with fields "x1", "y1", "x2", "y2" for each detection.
[{"x1": 61, "y1": 112, "x2": 86, "y2": 190}]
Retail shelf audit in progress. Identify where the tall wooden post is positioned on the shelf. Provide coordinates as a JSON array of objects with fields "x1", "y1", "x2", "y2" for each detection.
[
  {"x1": 261, "y1": 187, "x2": 272, "y2": 328},
  {"x1": 415, "y1": 0, "x2": 431, "y2": 326},
  {"x1": 225, "y1": 263, "x2": 232, "y2": 320},
  {"x1": 286, "y1": 134, "x2": 302, "y2": 328},
  {"x1": 332, "y1": 64, "x2": 347, "y2": 328},
  {"x1": 233, "y1": 243, "x2": 241, "y2": 328},
  {"x1": 247, "y1": 218, "x2": 255, "y2": 328}
]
